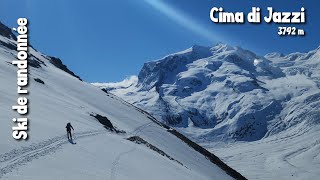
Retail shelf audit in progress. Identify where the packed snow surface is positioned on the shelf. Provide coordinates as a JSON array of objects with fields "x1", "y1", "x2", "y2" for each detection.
[{"x1": 0, "y1": 26, "x2": 236, "y2": 179}]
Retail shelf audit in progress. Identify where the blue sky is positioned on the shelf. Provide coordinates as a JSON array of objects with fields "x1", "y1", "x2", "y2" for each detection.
[{"x1": 1, "y1": 0, "x2": 319, "y2": 82}]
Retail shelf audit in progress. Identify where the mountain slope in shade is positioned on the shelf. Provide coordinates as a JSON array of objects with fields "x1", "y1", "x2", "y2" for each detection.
[{"x1": 0, "y1": 22, "x2": 243, "y2": 180}]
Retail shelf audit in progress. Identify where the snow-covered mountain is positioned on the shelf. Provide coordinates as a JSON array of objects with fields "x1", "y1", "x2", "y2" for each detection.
[
  {"x1": 0, "y1": 22, "x2": 244, "y2": 179},
  {"x1": 95, "y1": 44, "x2": 320, "y2": 179}
]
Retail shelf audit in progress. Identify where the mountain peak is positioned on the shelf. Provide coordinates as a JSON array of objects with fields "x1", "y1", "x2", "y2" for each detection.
[
  {"x1": 169, "y1": 44, "x2": 211, "y2": 57},
  {"x1": 211, "y1": 43, "x2": 235, "y2": 53},
  {"x1": 264, "y1": 52, "x2": 285, "y2": 59},
  {"x1": 191, "y1": 44, "x2": 210, "y2": 51}
]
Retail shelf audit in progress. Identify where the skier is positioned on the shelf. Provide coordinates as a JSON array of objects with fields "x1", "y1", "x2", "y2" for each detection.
[{"x1": 66, "y1": 122, "x2": 74, "y2": 140}]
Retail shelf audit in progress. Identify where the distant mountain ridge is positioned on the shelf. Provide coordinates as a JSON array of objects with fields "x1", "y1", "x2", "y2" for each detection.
[{"x1": 94, "y1": 43, "x2": 320, "y2": 143}]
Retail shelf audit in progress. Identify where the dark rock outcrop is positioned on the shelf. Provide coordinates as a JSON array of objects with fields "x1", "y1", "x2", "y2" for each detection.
[
  {"x1": 34, "y1": 78, "x2": 45, "y2": 84},
  {"x1": 0, "y1": 21, "x2": 17, "y2": 40},
  {"x1": 90, "y1": 113, "x2": 125, "y2": 133},
  {"x1": 49, "y1": 56, "x2": 82, "y2": 81}
]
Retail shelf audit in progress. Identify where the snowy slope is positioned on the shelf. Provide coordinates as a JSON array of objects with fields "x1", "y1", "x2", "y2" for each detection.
[
  {"x1": 95, "y1": 44, "x2": 320, "y2": 179},
  {"x1": 209, "y1": 126, "x2": 320, "y2": 180},
  {"x1": 0, "y1": 23, "x2": 243, "y2": 179}
]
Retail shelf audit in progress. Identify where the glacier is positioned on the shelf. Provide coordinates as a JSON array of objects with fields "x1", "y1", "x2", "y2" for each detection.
[{"x1": 95, "y1": 43, "x2": 320, "y2": 179}]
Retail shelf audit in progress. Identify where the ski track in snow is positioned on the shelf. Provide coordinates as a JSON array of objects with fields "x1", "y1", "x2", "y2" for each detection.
[
  {"x1": 110, "y1": 122, "x2": 155, "y2": 180},
  {"x1": 211, "y1": 129, "x2": 320, "y2": 179},
  {"x1": 281, "y1": 139, "x2": 320, "y2": 176},
  {"x1": 0, "y1": 130, "x2": 106, "y2": 178},
  {"x1": 0, "y1": 119, "x2": 158, "y2": 180},
  {"x1": 110, "y1": 147, "x2": 136, "y2": 180}
]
